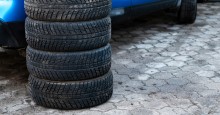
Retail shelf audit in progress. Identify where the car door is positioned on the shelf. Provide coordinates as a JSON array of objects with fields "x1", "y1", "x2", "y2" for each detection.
[
  {"x1": 131, "y1": 0, "x2": 177, "y2": 18},
  {"x1": 0, "y1": 0, "x2": 26, "y2": 22},
  {"x1": 112, "y1": 0, "x2": 132, "y2": 8},
  {"x1": 111, "y1": 0, "x2": 132, "y2": 23},
  {"x1": 132, "y1": 0, "x2": 160, "y2": 6}
]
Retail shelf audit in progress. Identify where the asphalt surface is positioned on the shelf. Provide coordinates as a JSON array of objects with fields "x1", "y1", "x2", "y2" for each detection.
[{"x1": 1, "y1": 3, "x2": 220, "y2": 115}]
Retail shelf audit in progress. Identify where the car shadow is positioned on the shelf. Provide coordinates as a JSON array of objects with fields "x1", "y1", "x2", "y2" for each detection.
[{"x1": 0, "y1": 51, "x2": 29, "y2": 84}]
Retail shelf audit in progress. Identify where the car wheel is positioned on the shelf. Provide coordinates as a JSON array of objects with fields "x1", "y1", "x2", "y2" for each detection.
[
  {"x1": 28, "y1": 71, "x2": 113, "y2": 110},
  {"x1": 24, "y1": 0, "x2": 111, "y2": 21},
  {"x1": 26, "y1": 44, "x2": 111, "y2": 81},
  {"x1": 25, "y1": 17, "x2": 111, "y2": 52},
  {"x1": 177, "y1": 0, "x2": 197, "y2": 24}
]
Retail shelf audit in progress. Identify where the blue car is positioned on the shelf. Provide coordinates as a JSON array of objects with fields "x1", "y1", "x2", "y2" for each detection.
[{"x1": 0, "y1": 0, "x2": 197, "y2": 48}]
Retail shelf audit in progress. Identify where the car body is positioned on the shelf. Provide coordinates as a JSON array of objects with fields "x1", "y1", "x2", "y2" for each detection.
[{"x1": 0, "y1": 0, "x2": 181, "y2": 48}]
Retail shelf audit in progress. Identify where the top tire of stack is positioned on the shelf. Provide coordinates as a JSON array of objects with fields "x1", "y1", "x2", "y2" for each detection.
[{"x1": 24, "y1": 0, "x2": 112, "y2": 22}]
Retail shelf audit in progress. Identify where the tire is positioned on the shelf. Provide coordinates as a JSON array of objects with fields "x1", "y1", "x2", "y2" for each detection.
[
  {"x1": 26, "y1": 44, "x2": 111, "y2": 81},
  {"x1": 24, "y1": 0, "x2": 111, "y2": 21},
  {"x1": 28, "y1": 71, "x2": 113, "y2": 110},
  {"x1": 25, "y1": 17, "x2": 111, "y2": 52},
  {"x1": 178, "y1": 0, "x2": 197, "y2": 24}
]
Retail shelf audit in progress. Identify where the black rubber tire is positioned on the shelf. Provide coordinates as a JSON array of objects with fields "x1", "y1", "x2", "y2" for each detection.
[
  {"x1": 28, "y1": 71, "x2": 113, "y2": 110},
  {"x1": 26, "y1": 44, "x2": 111, "y2": 81},
  {"x1": 178, "y1": 0, "x2": 197, "y2": 24},
  {"x1": 25, "y1": 17, "x2": 111, "y2": 52},
  {"x1": 24, "y1": 0, "x2": 111, "y2": 21}
]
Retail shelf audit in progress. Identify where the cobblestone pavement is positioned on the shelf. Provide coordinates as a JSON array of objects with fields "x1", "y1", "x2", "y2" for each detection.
[{"x1": 1, "y1": 3, "x2": 220, "y2": 115}]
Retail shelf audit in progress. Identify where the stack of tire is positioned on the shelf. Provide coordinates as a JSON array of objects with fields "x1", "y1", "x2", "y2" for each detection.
[{"x1": 24, "y1": 0, "x2": 113, "y2": 110}]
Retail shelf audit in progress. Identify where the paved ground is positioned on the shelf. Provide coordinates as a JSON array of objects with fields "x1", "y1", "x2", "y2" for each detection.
[{"x1": 1, "y1": 3, "x2": 220, "y2": 115}]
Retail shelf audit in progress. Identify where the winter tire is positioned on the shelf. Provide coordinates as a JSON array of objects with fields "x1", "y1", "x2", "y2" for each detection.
[
  {"x1": 24, "y1": 0, "x2": 111, "y2": 21},
  {"x1": 28, "y1": 71, "x2": 113, "y2": 110},
  {"x1": 25, "y1": 17, "x2": 111, "y2": 52},
  {"x1": 26, "y1": 44, "x2": 111, "y2": 81}
]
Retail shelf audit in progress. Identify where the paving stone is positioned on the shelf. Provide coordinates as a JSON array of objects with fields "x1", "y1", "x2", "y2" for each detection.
[
  {"x1": 168, "y1": 99, "x2": 192, "y2": 109},
  {"x1": 201, "y1": 65, "x2": 219, "y2": 71},
  {"x1": 109, "y1": 94, "x2": 125, "y2": 103},
  {"x1": 195, "y1": 70, "x2": 215, "y2": 78},
  {"x1": 129, "y1": 108, "x2": 159, "y2": 115},
  {"x1": 125, "y1": 63, "x2": 145, "y2": 69},
  {"x1": 153, "y1": 56, "x2": 173, "y2": 62},
  {"x1": 157, "y1": 107, "x2": 177, "y2": 115},
  {"x1": 118, "y1": 44, "x2": 136, "y2": 50},
  {"x1": 140, "y1": 99, "x2": 168, "y2": 109},
  {"x1": 185, "y1": 46, "x2": 201, "y2": 51},
  {"x1": 204, "y1": 82, "x2": 220, "y2": 90},
  {"x1": 146, "y1": 62, "x2": 166, "y2": 68},
  {"x1": 181, "y1": 65, "x2": 201, "y2": 72},
  {"x1": 0, "y1": 92, "x2": 11, "y2": 100},
  {"x1": 135, "y1": 44, "x2": 154, "y2": 49},
  {"x1": 172, "y1": 56, "x2": 192, "y2": 61},
  {"x1": 159, "y1": 38, "x2": 176, "y2": 44},
  {"x1": 158, "y1": 84, "x2": 182, "y2": 93},
  {"x1": 115, "y1": 101, "x2": 142, "y2": 110},
  {"x1": 186, "y1": 106, "x2": 201, "y2": 115},
  {"x1": 152, "y1": 72, "x2": 174, "y2": 80},
  {"x1": 183, "y1": 83, "x2": 209, "y2": 92},
  {"x1": 211, "y1": 77, "x2": 220, "y2": 83},
  {"x1": 90, "y1": 103, "x2": 116, "y2": 112},
  {"x1": 179, "y1": 51, "x2": 198, "y2": 56},
  {"x1": 166, "y1": 78, "x2": 189, "y2": 86},
  {"x1": 79, "y1": 111, "x2": 103, "y2": 115},
  {"x1": 166, "y1": 61, "x2": 186, "y2": 67},
  {"x1": 188, "y1": 75, "x2": 212, "y2": 84},
  {"x1": 104, "y1": 110, "x2": 130, "y2": 115},
  {"x1": 115, "y1": 68, "x2": 139, "y2": 76},
  {"x1": 124, "y1": 93, "x2": 150, "y2": 101},
  {"x1": 160, "y1": 66, "x2": 181, "y2": 73},
  {"x1": 114, "y1": 74, "x2": 130, "y2": 83},
  {"x1": 7, "y1": 104, "x2": 30, "y2": 112},
  {"x1": 172, "y1": 108, "x2": 187, "y2": 115},
  {"x1": 142, "y1": 68, "x2": 159, "y2": 74},
  {"x1": 144, "y1": 79, "x2": 167, "y2": 87},
  {"x1": 160, "y1": 52, "x2": 179, "y2": 57},
  {"x1": 142, "y1": 39, "x2": 158, "y2": 44},
  {"x1": 148, "y1": 47, "x2": 165, "y2": 53},
  {"x1": 0, "y1": 80, "x2": 10, "y2": 85},
  {"x1": 136, "y1": 74, "x2": 151, "y2": 80},
  {"x1": 122, "y1": 80, "x2": 144, "y2": 88},
  {"x1": 199, "y1": 90, "x2": 220, "y2": 97},
  {"x1": 141, "y1": 52, "x2": 159, "y2": 58},
  {"x1": 113, "y1": 86, "x2": 135, "y2": 95},
  {"x1": 172, "y1": 71, "x2": 198, "y2": 78},
  {"x1": 154, "y1": 43, "x2": 170, "y2": 48},
  {"x1": 113, "y1": 59, "x2": 133, "y2": 65},
  {"x1": 134, "y1": 86, "x2": 160, "y2": 94}
]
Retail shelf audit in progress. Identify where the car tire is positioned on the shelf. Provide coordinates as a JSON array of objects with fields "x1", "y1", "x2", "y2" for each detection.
[
  {"x1": 26, "y1": 44, "x2": 111, "y2": 81},
  {"x1": 177, "y1": 0, "x2": 197, "y2": 24},
  {"x1": 28, "y1": 71, "x2": 113, "y2": 110},
  {"x1": 24, "y1": 0, "x2": 111, "y2": 21},
  {"x1": 25, "y1": 17, "x2": 111, "y2": 52}
]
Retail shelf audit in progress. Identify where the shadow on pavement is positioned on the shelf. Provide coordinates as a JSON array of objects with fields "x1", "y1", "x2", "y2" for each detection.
[{"x1": 0, "y1": 51, "x2": 29, "y2": 84}]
